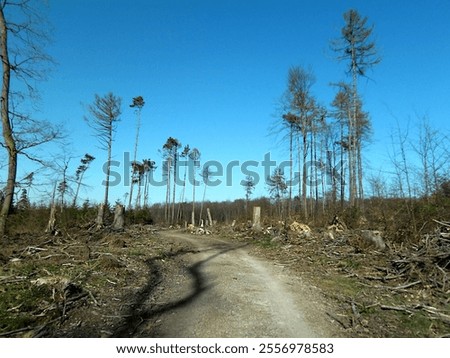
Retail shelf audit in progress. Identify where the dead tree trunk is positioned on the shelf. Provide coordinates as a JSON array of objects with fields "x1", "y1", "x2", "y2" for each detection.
[{"x1": 45, "y1": 183, "x2": 58, "y2": 234}]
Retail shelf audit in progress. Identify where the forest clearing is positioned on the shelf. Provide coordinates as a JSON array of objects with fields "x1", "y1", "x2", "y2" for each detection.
[
  {"x1": 0, "y1": 209, "x2": 449, "y2": 338},
  {"x1": 1, "y1": 1, "x2": 450, "y2": 340}
]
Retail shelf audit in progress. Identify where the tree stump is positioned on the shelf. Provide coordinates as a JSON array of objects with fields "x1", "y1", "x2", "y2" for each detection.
[
  {"x1": 360, "y1": 230, "x2": 386, "y2": 251},
  {"x1": 96, "y1": 204, "x2": 105, "y2": 229},
  {"x1": 207, "y1": 208, "x2": 213, "y2": 227},
  {"x1": 112, "y1": 204, "x2": 125, "y2": 230},
  {"x1": 45, "y1": 204, "x2": 57, "y2": 234},
  {"x1": 253, "y1": 206, "x2": 261, "y2": 231}
]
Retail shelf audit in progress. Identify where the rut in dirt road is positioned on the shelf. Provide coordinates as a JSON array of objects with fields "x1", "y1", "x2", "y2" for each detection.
[{"x1": 118, "y1": 231, "x2": 335, "y2": 338}]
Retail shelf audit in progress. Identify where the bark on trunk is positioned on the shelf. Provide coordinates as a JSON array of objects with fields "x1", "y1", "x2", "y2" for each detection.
[
  {"x1": 0, "y1": 8, "x2": 17, "y2": 236},
  {"x1": 302, "y1": 133, "x2": 308, "y2": 219},
  {"x1": 103, "y1": 131, "x2": 112, "y2": 210},
  {"x1": 191, "y1": 173, "x2": 196, "y2": 226}
]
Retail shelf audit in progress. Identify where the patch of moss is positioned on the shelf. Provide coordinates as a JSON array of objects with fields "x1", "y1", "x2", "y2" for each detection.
[{"x1": 0, "y1": 283, "x2": 53, "y2": 333}]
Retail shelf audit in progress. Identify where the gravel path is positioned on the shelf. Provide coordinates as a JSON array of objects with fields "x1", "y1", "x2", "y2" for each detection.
[{"x1": 137, "y1": 231, "x2": 336, "y2": 338}]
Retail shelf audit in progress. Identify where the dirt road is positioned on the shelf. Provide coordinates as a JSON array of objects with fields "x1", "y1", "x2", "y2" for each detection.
[{"x1": 119, "y1": 231, "x2": 337, "y2": 338}]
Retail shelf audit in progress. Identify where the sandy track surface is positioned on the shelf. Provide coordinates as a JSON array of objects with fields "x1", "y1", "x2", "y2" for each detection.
[{"x1": 129, "y1": 231, "x2": 336, "y2": 338}]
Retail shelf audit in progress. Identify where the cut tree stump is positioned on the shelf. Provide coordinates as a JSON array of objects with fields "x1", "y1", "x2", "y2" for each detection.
[
  {"x1": 45, "y1": 204, "x2": 57, "y2": 234},
  {"x1": 112, "y1": 204, "x2": 125, "y2": 230},
  {"x1": 96, "y1": 204, "x2": 105, "y2": 229},
  {"x1": 253, "y1": 206, "x2": 261, "y2": 231},
  {"x1": 207, "y1": 208, "x2": 213, "y2": 227},
  {"x1": 360, "y1": 230, "x2": 386, "y2": 251}
]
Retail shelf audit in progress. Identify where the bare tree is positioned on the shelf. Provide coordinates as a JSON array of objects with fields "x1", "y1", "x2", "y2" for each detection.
[
  {"x1": 285, "y1": 66, "x2": 318, "y2": 218},
  {"x1": 57, "y1": 156, "x2": 71, "y2": 211},
  {"x1": 177, "y1": 144, "x2": 190, "y2": 221},
  {"x1": 130, "y1": 160, "x2": 141, "y2": 207},
  {"x1": 162, "y1": 137, "x2": 181, "y2": 223},
  {"x1": 282, "y1": 112, "x2": 297, "y2": 216},
  {"x1": 323, "y1": 121, "x2": 340, "y2": 208},
  {"x1": 310, "y1": 105, "x2": 327, "y2": 217},
  {"x1": 199, "y1": 165, "x2": 213, "y2": 226},
  {"x1": 85, "y1": 92, "x2": 122, "y2": 221},
  {"x1": 131, "y1": 161, "x2": 144, "y2": 208},
  {"x1": 162, "y1": 155, "x2": 171, "y2": 222},
  {"x1": 128, "y1": 96, "x2": 145, "y2": 209},
  {"x1": 332, "y1": 9, "x2": 380, "y2": 206},
  {"x1": 330, "y1": 81, "x2": 371, "y2": 208},
  {"x1": 389, "y1": 121, "x2": 413, "y2": 200},
  {"x1": 171, "y1": 140, "x2": 181, "y2": 224},
  {"x1": 142, "y1": 158, "x2": 156, "y2": 207},
  {"x1": 0, "y1": 3, "x2": 16, "y2": 233},
  {"x1": 72, "y1": 153, "x2": 95, "y2": 207},
  {"x1": 0, "y1": 1, "x2": 60, "y2": 235},
  {"x1": 354, "y1": 98, "x2": 371, "y2": 206},
  {"x1": 388, "y1": 120, "x2": 419, "y2": 238},
  {"x1": 411, "y1": 117, "x2": 449, "y2": 200},
  {"x1": 189, "y1": 148, "x2": 201, "y2": 225}
]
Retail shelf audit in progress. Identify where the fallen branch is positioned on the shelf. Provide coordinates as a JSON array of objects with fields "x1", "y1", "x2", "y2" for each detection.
[
  {"x1": 39, "y1": 254, "x2": 65, "y2": 260},
  {"x1": 416, "y1": 305, "x2": 450, "y2": 325},
  {"x1": 432, "y1": 219, "x2": 450, "y2": 228},
  {"x1": 0, "y1": 276, "x2": 29, "y2": 284},
  {"x1": 380, "y1": 304, "x2": 450, "y2": 325},
  {"x1": 86, "y1": 289, "x2": 100, "y2": 306},
  {"x1": 363, "y1": 274, "x2": 405, "y2": 281},
  {"x1": 358, "y1": 280, "x2": 422, "y2": 291},
  {"x1": 389, "y1": 280, "x2": 422, "y2": 290},
  {"x1": 0, "y1": 326, "x2": 34, "y2": 337},
  {"x1": 380, "y1": 305, "x2": 413, "y2": 314}
]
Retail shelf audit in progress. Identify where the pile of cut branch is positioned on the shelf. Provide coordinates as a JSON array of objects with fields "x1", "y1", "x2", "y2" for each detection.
[{"x1": 389, "y1": 220, "x2": 450, "y2": 299}]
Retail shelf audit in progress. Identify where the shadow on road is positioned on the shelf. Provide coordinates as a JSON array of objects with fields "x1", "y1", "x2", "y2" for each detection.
[{"x1": 112, "y1": 240, "x2": 247, "y2": 337}]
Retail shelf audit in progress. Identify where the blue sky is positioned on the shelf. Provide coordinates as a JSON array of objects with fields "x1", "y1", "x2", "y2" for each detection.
[{"x1": 5, "y1": 0, "x2": 450, "y2": 205}]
